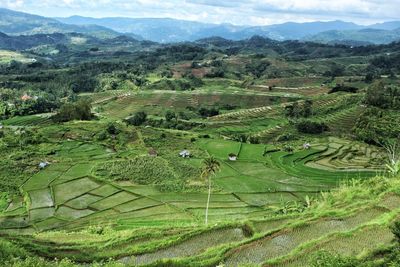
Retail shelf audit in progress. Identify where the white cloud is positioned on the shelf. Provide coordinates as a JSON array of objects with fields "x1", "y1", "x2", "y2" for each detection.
[{"x1": 0, "y1": 0, "x2": 399, "y2": 25}]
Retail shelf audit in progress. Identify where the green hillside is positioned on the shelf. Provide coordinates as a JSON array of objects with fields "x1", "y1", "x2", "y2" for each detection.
[{"x1": 0, "y1": 25, "x2": 400, "y2": 267}]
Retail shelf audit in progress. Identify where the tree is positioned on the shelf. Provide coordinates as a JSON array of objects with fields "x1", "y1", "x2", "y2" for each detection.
[
  {"x1": 74, "y1": 99, "x2": 92, "y2": 121},
  {"x1": 201, "y1": 157, "x2": 220, "y2": 226},
  {"x1": 126, "y1": 111, "x2": 147, "y2": 126},
  {"x1": 52, "y1": 99, "x2": 92, "y2": 123},
  {"x1": 106, "y1": 123, "x2": 120, "y2": 135}
]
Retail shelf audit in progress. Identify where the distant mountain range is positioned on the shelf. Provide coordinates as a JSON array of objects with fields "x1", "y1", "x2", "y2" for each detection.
[
  {"x1": 0, "y1": 8, "x2": 399, "y2": 45},
  {"x1": 0, "y1": 8, "x2": 120, "y2": 39},
  {"x1": 56, "y1": 16, "x2": 400, "y2": 44},
  {"x1": 306, "y1": 28, "x2": 400, "y2": 45}
]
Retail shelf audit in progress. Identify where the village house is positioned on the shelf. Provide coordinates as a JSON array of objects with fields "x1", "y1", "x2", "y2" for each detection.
[
  {"x1": 228, "y1": 153, "x2": 238, "y2": 161},
  {"x1": 39, "y1": 161, "x2": 50, "y2": 169},
  {"x1": 21, "y1": 94, "x2": 32, "y2": 101},
  {"x1": 303, "y1": 143, "x2": 311, "y2": 150},
  {"x1": 179, "y1": 150, "x2": 191, "y2": 158}
]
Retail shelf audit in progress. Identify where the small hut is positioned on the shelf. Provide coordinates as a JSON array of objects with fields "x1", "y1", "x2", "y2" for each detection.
[
  {"x1": 21, "y1": 94, "x2": 32, "y2": 101},
  {"x1": 179, "y1": 150, "x2": 191, "y2": 158},
  {"x1": 228, "y1": 153, "x2": 238, "y2": 161},
  {"x1": 303, "y1": 143, "x2": 311, "y2": 150},
  {"x1": 39, "y1": 161, "x2": 50, "y2": 169}
]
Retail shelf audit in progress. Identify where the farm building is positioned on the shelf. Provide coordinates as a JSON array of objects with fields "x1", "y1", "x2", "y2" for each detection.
[
  {"x1": 21, "y1": 94, "x2": 32, "y2": 101},
  {"x1": 179, "y1": 150, "x2": 191, "y2": 158},
  {"x1": 39, "y1": 161, "x2": 50, "y2": 169},
  {"x1": 228, "y1": 153, "x2": 238, "y2": 161},
  {"x1": 303, "y1": 143, "x2": 311, "y2": 150}
]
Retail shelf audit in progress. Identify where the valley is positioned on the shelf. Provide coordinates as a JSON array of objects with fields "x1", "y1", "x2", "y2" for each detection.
[{"x1": 0, "y1": 6, "x2": 399, "y2": 267}]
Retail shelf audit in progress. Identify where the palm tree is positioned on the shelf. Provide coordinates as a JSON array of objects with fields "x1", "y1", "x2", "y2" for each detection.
[{"x1": 201, "y1": 157, "x2": 220, "y2": 226}]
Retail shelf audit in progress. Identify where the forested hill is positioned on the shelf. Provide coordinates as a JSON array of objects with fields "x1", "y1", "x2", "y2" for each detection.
[
  {"x1": 0, "y1": 8, "x2": 119, "y2": 38},
  {"x1": 0, "y1": 31, "x2": 154, "y2": 51}
]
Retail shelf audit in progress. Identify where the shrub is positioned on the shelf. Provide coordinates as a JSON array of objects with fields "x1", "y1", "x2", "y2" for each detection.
[{"x1": 0, "y1": 239, "x2": 27, "y2": 264}]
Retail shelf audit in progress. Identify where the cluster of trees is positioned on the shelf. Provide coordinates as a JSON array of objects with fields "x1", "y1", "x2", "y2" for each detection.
[
  {"x1": 365, "y1": 81, "x2": 400, "y2": 109},
  {"x1": 354, "y1": 107, "x2": 400, "y2": 143},
  {"x1": 285, "y1": 100, "x2": 313, "y2": 118},
  {"x1": 324, "y1": 63, "x2": 345, "y2": 78},
  {"x1": 52, "y1": 99, "x2": 92, "y2": 122},
  {"x1": 365, "y1": 54, "x2": 400, "y2": 82},
  {"x1": 0, "y1": 96, "x2": 60, "y2": 119},
  {"x1": 197, "y1": 107, "x2": 220, "y2": 118},
  {"x1": 205, "y1": 67, "x2": 225, "y2": 78},
  {"x1": 124, "y1": 110, "x2": 202, "y2": 131},
  {"x1": 146, "y1": 75, "x2": 203, "y2": 91},
  {"x1": 245, "y1": 60, "x2": 271, "y2": 78},
  {"x1": 354, "y1": 82, "x2": 400, "y2": 144},
  {"x1": 125, "y1": 111, "x2": 147, "y2": 126},
  {"x1": 329, "y1": 84, "x2": 358, "y2": 94},
  {"x1": 296, "y1": 120, "x2": 329, "y2": 134}
]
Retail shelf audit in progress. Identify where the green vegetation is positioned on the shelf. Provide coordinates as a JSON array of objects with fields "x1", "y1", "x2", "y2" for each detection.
[{"x1": 0, "y1": 27, "x2": 399, "y2": 266}]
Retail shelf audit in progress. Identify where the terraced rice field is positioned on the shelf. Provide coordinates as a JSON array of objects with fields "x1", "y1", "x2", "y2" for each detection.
[
  {"x1": 1, "y1": 114, "x2": 52, "y2": 126},
  {"x1": 2, "y1": 191, "x2": 397, "y2": 266},
  {"x1": 0, "y1": 136, "x2": 381, "y2": 235},
  {"x1": 224, "y1": 203, "x2": 397, "y2": 266},
  {"x1": 96, "y1": 90, "x2": 298, "y2": 119}
]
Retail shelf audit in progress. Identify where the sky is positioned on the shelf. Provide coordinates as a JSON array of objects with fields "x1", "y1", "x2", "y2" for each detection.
[{"x1": 0, "y1": 0, "x2": 399, "y2": 26}]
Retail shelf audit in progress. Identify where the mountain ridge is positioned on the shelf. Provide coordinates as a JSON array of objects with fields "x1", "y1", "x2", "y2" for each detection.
[
  {"x1": 0, "y1": 8, "x2": 399, "y2": 44},
  {"x1": 0, "y1": 8, "x2": 120, "y2": 39}
]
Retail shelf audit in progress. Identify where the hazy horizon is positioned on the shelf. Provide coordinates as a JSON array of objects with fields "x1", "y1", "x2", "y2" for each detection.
[{"x1": 1, "y1": 0, "x2": 399, "y2": 26}]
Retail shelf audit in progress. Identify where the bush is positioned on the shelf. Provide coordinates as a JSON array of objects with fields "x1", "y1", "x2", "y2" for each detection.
[{"x1": 296, "y1": 120, "x2": 329, "y2": 134}]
